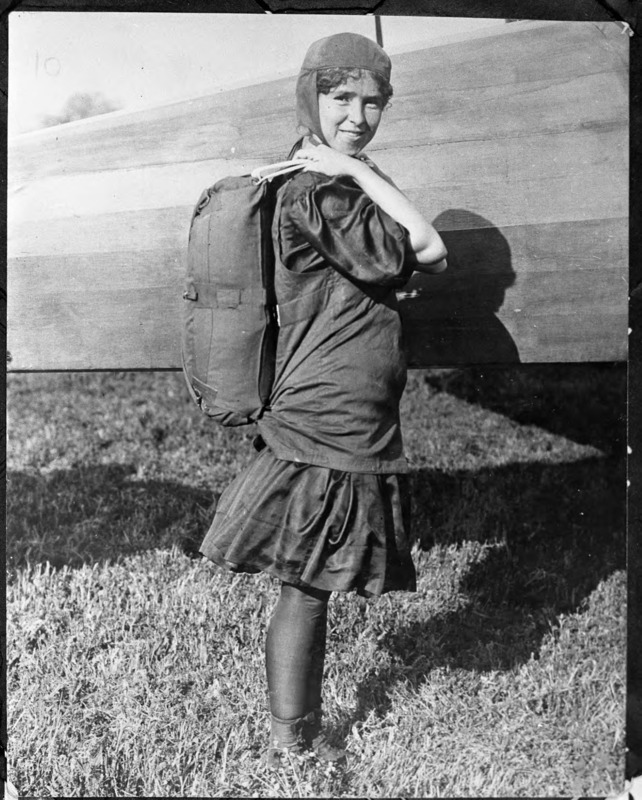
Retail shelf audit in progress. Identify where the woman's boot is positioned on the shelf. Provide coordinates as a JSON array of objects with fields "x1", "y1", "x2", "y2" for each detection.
[
  {"x1": 266, "y1": 713, "x2": 307, "y2": 768},
  {"x1": 267, "y1": 710, "x2": 346, "y2": 767},
  {"x1": 302, "y1": 709, "x2": 347, "y2": 763}
]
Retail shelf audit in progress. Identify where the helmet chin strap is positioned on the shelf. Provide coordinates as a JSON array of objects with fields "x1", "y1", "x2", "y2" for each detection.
[{"x1": 308, "y1": 133, "x2": 325, "y2": 147}]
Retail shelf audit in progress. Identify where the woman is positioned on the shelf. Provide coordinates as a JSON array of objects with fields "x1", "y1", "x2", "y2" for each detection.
[{"x1": 200, "y1": 32, "x2": 447, "y2": 767}]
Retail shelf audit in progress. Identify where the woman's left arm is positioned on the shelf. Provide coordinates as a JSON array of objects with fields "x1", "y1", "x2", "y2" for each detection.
[{"x1": 296, "y1": 144, "x2": 448, "y2": 273}]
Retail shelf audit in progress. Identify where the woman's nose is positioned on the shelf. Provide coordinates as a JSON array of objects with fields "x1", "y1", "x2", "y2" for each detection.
[{"x1": 347, "y1": 100, "x2": 366, "y2": 126}]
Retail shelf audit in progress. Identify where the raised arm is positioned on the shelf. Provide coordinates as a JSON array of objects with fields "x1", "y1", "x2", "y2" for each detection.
[{"x1": 296, "y1": 144, "x2": 448, "y2": 274}]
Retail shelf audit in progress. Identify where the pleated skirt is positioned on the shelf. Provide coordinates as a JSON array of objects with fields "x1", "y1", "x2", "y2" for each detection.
[{"x1": 199, "y1": 445, "x2": 416, "y2": 597}]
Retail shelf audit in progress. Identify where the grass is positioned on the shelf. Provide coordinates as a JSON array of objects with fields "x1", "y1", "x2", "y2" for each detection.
[{"x1": 6, "y1": 365, "x2": 627, "y2": 797}]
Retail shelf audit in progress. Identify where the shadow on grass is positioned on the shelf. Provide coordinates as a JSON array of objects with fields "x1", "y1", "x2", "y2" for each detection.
[
  {"x1": 423, "y1": 362, "x2": 626, "y2": 455},
  {"x1": 6, "y1": 464, "x2": 216, "y2": 571},
  {"x1": 346, "y1": 451, "x2": 625, "y2": 731}
]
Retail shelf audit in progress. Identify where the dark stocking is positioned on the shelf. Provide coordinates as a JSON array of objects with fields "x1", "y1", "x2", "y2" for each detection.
[{"x1": 265, "y1": 581, "x2": 330, "y2": 725}]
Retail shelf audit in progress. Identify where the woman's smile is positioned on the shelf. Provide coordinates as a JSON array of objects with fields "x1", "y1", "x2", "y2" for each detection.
[
  {"x1": 337, "y1": 129, "x2": 367, "y2": 146},
  {"x1": 318, "y1": 74, "x2": 384, "y2": 155}
]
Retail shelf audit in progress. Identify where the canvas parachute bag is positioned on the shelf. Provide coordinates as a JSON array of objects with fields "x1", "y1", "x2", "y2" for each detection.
[{"x1": 181, "y1": 158, "x2": 305, "y2": 426}]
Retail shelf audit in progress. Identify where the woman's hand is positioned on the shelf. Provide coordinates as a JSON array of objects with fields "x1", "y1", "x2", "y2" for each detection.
[{"x1": 295, "y1": 144, "x2": 361, "y2": 178}]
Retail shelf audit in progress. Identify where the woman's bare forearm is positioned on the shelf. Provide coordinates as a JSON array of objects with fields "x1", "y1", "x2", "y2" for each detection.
[{"x1": 412, "y1": 256, "x2": 448, "y2": 274}]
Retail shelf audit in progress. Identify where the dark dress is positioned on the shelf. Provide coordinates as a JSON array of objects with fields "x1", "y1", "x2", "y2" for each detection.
[{"x1": 199, "y1": 164, "x2": 417, "y2": 597}]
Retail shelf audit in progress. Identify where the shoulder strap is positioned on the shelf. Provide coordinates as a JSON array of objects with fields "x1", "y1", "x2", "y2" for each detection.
[{"x1": 251, "y1": 160, "x2": 306, "y2": 185}]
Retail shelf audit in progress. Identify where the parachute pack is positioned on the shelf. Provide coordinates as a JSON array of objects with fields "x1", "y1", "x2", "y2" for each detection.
[{"x1": 181, "y1": 159, "x2": 305, "y2": 426}]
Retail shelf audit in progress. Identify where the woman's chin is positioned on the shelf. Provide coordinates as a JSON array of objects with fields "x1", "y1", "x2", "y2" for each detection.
[{"x1": 332, "y1": 141, "x2": 364, "y2": 157}]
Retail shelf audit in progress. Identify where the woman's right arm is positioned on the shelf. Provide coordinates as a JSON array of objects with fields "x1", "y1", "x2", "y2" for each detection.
[
  {"x1": 296, "y1": 144, "x2": 448, "y2": 274},
  {"x1": 348, "y1": 160, "x2": 447, "y2": 273}
]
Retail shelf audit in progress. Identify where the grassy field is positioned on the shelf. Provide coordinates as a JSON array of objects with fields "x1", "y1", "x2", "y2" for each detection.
[{"x1": 6, "y1": 365, "x2": 626, "y2": 797}]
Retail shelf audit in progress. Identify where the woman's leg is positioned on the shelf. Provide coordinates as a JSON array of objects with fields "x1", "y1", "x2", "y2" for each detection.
[
  {"x1": 265, "y1": 582, "x2": 347, "y2": 764},
  {"x1": 265, "y1": 581, "x2": 330, "y2": 728}
]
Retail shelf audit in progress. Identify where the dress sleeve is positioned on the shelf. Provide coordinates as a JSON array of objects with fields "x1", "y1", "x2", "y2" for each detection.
[{"x1": 285, "y1": 172, "x2": 414, "y2": 288}]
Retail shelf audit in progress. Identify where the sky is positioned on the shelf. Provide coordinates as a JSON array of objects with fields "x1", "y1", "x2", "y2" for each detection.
[{"x1": 8, "y1": 12, "x2": 505, "y2": 136}]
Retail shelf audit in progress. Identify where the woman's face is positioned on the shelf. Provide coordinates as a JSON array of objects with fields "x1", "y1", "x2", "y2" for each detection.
[{"x1": 317, "y1": 73, "x2": 385, "y2": 156}]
